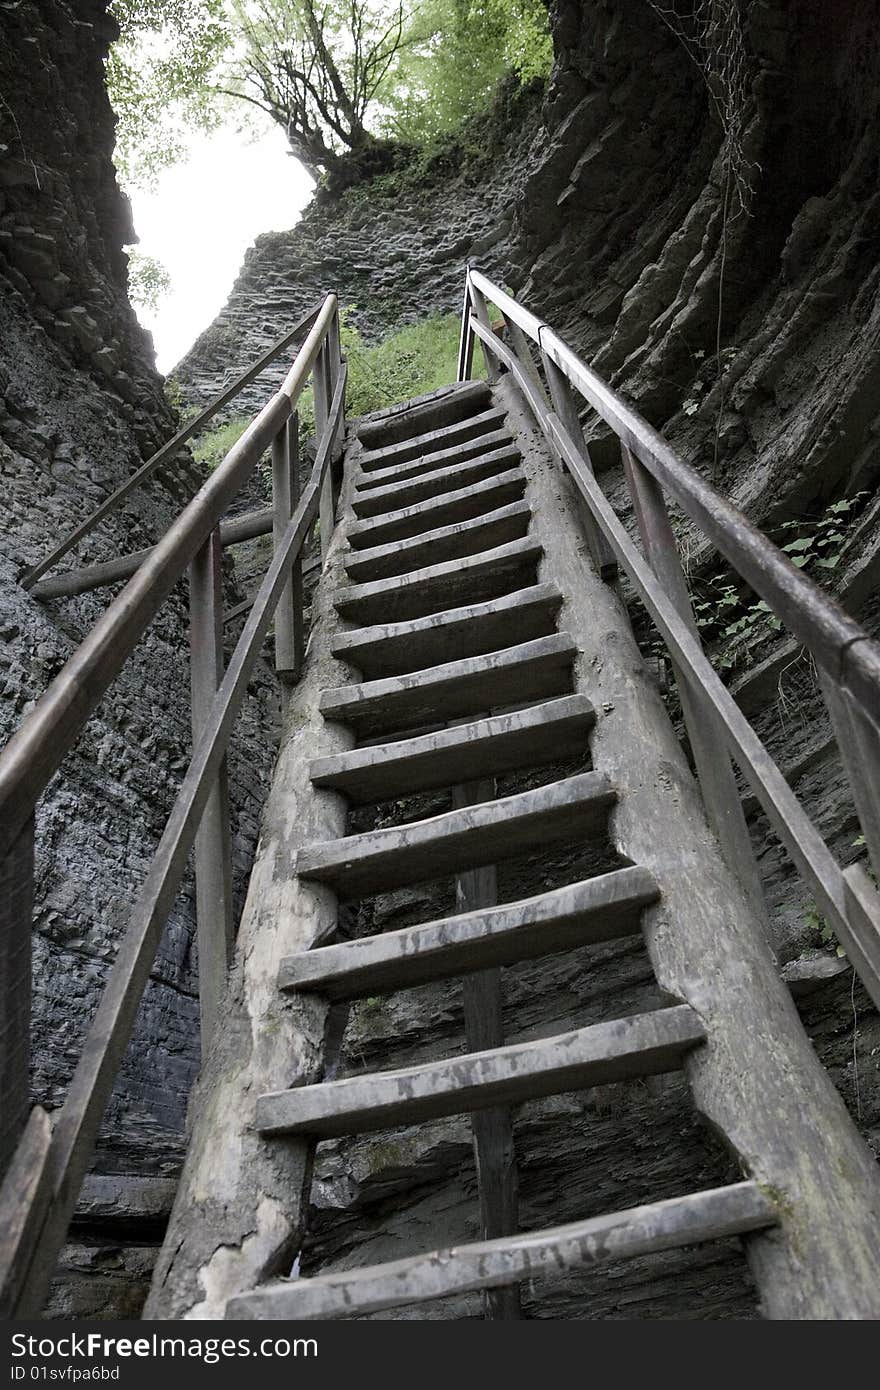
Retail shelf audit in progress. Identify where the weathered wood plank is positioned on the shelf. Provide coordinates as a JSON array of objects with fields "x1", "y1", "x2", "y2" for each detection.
[
  {"x1": 0, "y1": 1108, "x2": 53, "y2": 1318},
  {"x1": 331, "y1": 583, "x2": 561, "y2": 680},
  {"x1": 297, "y1": 772, "x2": 615, "y2": 898},
  {"x1": 356, "y1": 427, "x2": 513, "y2": 490},
  {"x1": 256, "y1": 1004, "x2": 706, "y2": 1138},
  {"x1": 358, "y1": 407, "x2": 507, "y2": 471},
  {"x1": 309, "y1": 694, "x2": 592, "y2": 803},
  {"x1": 352, "y1": 446, "x2": 521, "y2": 518},
  {"x1": 334, "y1": 537, "x2": 543, "y2": 625},
  {"x1": 319, "y1": 632, "x2": 578, "y2": 737},
  {"x1": 356, "y1": 380, "x2": 491, "y2": 450},
  {"x1": 0, "y1": 816, "x2": 33, "y2": 1179},
  {"x1": 343, "y1": 500, "x2": 532, "y2": 582},
  {"x1": 279, "y1": 868, "x2": 656, "y2": 1000},
  {"x1": 346, "y1": 469, "x2": 527, "y2": 549},
  {"x1": 226, "y1": 1181, "x2": 774, "y2": 1320}
]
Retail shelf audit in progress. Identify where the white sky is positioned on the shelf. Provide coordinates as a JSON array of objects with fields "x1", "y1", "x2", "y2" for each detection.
[{"x1": 128, "y1": 119, "x2": 314, "y2": 374}]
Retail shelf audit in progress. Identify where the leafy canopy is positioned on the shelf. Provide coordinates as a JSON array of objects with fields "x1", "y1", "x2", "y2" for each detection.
[{"x1": 107, "y1": 0, "x2": 552, "y2": 185}]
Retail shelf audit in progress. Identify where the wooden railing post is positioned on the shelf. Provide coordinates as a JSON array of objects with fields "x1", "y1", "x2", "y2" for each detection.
[
  {"x1": 0, "y1": 816, "x2": 34, "y2": 1179},
  {"x1": 314, "y1": 343, "x2": 335, "y2": 564},
  {"x1": 189, "y1": 527, "x2": 234, "y2": 1052},
  {"x1": 457, "y1": 272, "x2": 475, "y2": 382},
  {"x1": 620, "y1": 442, "x2": 768, "y2": 926},
  {"x1": 820, "y1": 675, "x2": 880, "y2": 884},
  {"x1": 540, "y1": 344, "x2": 618, "y2": 583},
  {"x1": 467, "y1": 280, "x2": 501, "y2": 385},
  {"x1": 272, "y1": 414, "x2": 305, "y2": 684}
]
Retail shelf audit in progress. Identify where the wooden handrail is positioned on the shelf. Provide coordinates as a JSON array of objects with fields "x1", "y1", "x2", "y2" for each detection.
[
  {"x1": 462, "y1": 268, "x2": 880, "y2": 1010},
  {"x1": 0, "y1": 294, "x2": 338, "y2": 860},
  {"x1": 0, "y1": 294, "x2": 345, "y2": 1314},
  {"x1": 466, "y1": 269, "x2": 880, "y2": 728},
  {"x1": 20, "y1": 302, "x2": 324, "y2": 592}
]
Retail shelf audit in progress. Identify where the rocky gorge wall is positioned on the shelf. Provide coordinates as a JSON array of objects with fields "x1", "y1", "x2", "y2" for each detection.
[
  {"x1": 0, "y1": 0, "x2": 277, "y2": 1315},
  {"x1": 172, "y1": 0, "x2": 880, "y2": 1318}
]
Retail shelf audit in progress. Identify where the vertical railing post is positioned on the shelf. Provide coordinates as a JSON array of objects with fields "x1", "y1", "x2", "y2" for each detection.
[
  {"x1": 540, "y1": 343, "x2": 618, "y2": 582},
  {"x1": 272, "y1": 417, "x2": 305, "y2": 685},
  {"x1": 620, "y1": 442, "x2": 768, "y2": 925},
  {"x1": 0, "y1": 816, "x2": 34, "y2": 1179},
  {"x1": 467, "y1": 278, "x2": 501, "y2": 385},
  {"x1": 820, "y1": 676, "x2": 880, "y2": 884},
  {"x1": 457, "y1": 270, "x2": 475, "y2": 382},
  {"x1": 189, "y1": 527, "x2": 234, "y2": 1053},
  {"x1": 314, "y1": 340, "x2": 335, "y2": 565}
]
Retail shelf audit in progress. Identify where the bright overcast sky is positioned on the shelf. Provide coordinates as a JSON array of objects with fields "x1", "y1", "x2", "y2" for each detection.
[{"x1": 128, "y1": 118, "x2": 314, "y2": 375}]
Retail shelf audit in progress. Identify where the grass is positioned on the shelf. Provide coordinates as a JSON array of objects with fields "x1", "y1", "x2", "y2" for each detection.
[{"x1": 188, "y1": 310, "x2": 484, "y2": 471}]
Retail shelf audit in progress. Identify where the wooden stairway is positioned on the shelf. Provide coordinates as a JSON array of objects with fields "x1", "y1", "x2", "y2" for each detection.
[{"x1": 147, "y1": 377, "x2": 880, "y2": 1323}]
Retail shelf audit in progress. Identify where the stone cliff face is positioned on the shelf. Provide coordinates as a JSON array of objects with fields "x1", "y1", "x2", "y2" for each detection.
[
  {"x1": 0, "y1": 0, "x2": 276, "y2": 1315},
  {"x1": 173, "y1": 0, "x2": 880, "y2": 1318}
]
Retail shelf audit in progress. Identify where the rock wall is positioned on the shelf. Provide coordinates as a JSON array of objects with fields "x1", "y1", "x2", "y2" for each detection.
[
  {"x1": 171, "y1": 0, "x2": 880, "y2": 1318},
  {"x1": 0, "y1": 0, "x2": 277, "y2": 1316}
]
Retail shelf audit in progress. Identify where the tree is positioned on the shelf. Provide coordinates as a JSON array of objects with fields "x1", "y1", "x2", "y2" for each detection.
[
  {"x1": 108, "y1": 0, "x2": 229, "y2": 185},
  {"x1": 221, "y1": 0, "x2": 410, "y2": 178}
]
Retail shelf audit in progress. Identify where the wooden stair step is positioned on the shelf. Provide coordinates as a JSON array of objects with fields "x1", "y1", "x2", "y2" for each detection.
[
  {"x1": 352, "y1": 445, "x2": 521, "y2": 518},
  {"x1": 346, "y1": 470, "x2": 527, "y2": 549},
  {"x1": 309, "y1": 694, "x2": 593, "y2": 804},
  {"x1": 356, "y1": 381, "x2": 492, "y2": 451},
  {"x1": 255, "y1": 1004, "x2": 706, "y2": 1138},
  {"x1": 358, "y1": 406, "x2": 508, "y2": 471},
  {"x1": 356, "y1": 427, "x2": 513, "y2": 490},
  {"x1": 226, "y1": 1181, "x2": 774, "y2": 1319},
  {"x1": 334, "y1": 538, "x2": 544, "y2": 625},
  {"x1": 331, "y1": 584, "x2": 563, "y2": 680},
  {"x1": 296, "y1": 771, "x2": 616, "y2": 897},
  {"x1": 343, "y1": 501, "x2": 532, "y2": 583},
  {"x1": 320, "y1": 632, "x2": 578, "y2": 738},
  {"x1": 279, "y1": 867, "x2": 657, "y2": 999}
]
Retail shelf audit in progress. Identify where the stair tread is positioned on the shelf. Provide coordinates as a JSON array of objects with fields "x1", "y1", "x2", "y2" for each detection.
[
  {"x1": 296, "y1": 770, "x2": 616, "y2": 896},
  {"x1": 334, "y1": 537, "x2": 543, "y2": 624},
  {"x1": 356, "y1": 381, "x2": 492, "y2": 451},
  {"x1": 356, "y1": 427, "x2": 513, "y2": 490},
  {"x1": 332, "y1": 583, "x2": 562, "y2": 680},
  {"x1": 279, "y1": 866, "x2": 656, "y2": 998},
  {"x1": 343, "y1": 501, "x2": 532, "y2": 583},
  {"x1": 226, "y1": 1182, "x2": 774, "y2": 1319},
  {"x1": 352, "y1": 445, "x2": 521, "y2": 518},
  {"x1": 310, "y1": 692, "x2": 590, "y2": 804},
  {"x1": 255, "y1": 1004, "x2": 706, "y2": 1138},
  {"x1": 359, "y1": 406, "x2": 508, "y2": 470},
  {"x1": 320, "y1": 632, "x2": 578, "y2": 737},
  {"x1": 346, "y1": 470, "x2": 527, "y2": 549}
]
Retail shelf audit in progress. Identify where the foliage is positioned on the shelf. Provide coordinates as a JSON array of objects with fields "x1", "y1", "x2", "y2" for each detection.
[
  {"x1": 689, "y1": 493, "x2": 867, "y2": 675},
  {"x1": 221, "y1": 0, "x2": 410, "y2": 176},
  {"x1": 125, "y1": 248, "x2": 172, "y2": 311},
  {"x1": 108, "y1": 0, "x2": 228, "y2": 185},
  {"x1": 383, "y1": 0, "x2": 552, "y2": 145},
  {"x1": 191, "y1": 414, "x2": 253, "y2": 470},
  {"x1": 107, "y1": 0, "x2": 551, "y2": 185},
  {"x1": 187, "y1": 310, "x2": 476, "y2": 474}
]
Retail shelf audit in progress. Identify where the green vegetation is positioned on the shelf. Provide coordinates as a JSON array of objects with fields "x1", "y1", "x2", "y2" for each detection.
[
  {"x1": 690, "y1": 493, "x2": 868, "y2": 675},
  {"x1": 188, "y1": 310, "x2": 481, "y2": 470},
  {"x1": 126, "y1": 249, "x2": 172, "y2": 311},
  {"x1": 108, "y1": 0, "x2": 552, "y2": 187}
]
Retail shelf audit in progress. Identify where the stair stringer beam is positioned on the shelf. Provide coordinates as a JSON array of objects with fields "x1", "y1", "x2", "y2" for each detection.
[
  {"x1": 144, "y1": 450, "x2": 361, "y2": 1320},
  {"x1": 496, "y1": 376, "x2": 880, "y2": 1319}
]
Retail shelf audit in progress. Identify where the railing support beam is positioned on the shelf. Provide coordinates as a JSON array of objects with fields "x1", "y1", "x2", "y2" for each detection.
[
  {"x1": 272, "y1": 417, "x2": 305, "y2": 684},
  {"x1": 0, "y1": 817, "x2": 34, "y2": 1179},
  {"x1": 621, "y1": 443, "x2": 767, "y2": 927},
  {"x1": 189, "y1": 528, "x2": 234, "y2": 1051}
]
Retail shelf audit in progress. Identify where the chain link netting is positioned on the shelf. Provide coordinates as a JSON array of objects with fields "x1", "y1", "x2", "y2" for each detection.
[{"x1": 647, "y1": 0, "x2": 757, "y2": 218}]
